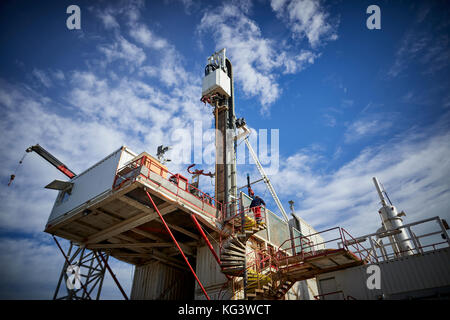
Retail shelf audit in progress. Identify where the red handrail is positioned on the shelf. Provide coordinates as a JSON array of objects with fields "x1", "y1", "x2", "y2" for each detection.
[
  {"x1": 341, "y1": 228, "x2": 377, "y2": 263},
  {"x1": 114, "y1": 155, "x2": 222, "y2": 218},
  {"x1": 274, "y1": 226, "x2": 376, "y2": 265},
  {"x1": 191, "y1": 213, "x2": 233, "y2": 282},
  {"x1": 145, "y1": 191, "x2": 210, "y2": 300}
]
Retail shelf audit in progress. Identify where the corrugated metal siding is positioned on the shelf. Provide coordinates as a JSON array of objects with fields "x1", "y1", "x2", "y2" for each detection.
[
  {"x1": 380, "y1": 247, "x2": 450, "y2": 297},
  {"x1": 317, "y1": 247, "x2": 450, "y2": 299},
  {"x1": 195, "y1": 242, "x2": 255, "y2": 300},
  {"x1": 195, "y1": 243, "x2": 228, "y2": 300},
  {"x1": 131, "y1": 261, "x2": 194, "y2": 300}
]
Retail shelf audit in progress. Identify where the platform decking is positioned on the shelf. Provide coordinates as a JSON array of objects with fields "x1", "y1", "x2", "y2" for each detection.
[{"x1": 45, "y1": 170, "x2": 221, "y2": 268}]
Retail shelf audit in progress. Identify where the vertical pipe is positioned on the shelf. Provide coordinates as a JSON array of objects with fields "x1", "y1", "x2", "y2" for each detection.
[
  {"x1": 145, "y1": 191, "x2": 210, "y2": 300},
  {"x1": 407, "y1": 226, "x2": 422, "y2": 255},
  {"x1": 243, "y1": 248, "x2": 247, "y2": 300},
  {"x1": 368, "y1": 236, "x2": 379, "y2": 263},
  {"x1": 373, "y1": 177, "x2": 413, "y2": 256},
  {"x1": 226, "y1": 58, "x2": 237, "y2": 205},
  {"x1": 373, "y1": 177, "x2": 387, "y2": 206},
  {"x1": 241, "y1": 207, "x2": 245, "y2": 233},
  {"x1": 215, "y1": 105, "x2": 219, "y2": 219}
]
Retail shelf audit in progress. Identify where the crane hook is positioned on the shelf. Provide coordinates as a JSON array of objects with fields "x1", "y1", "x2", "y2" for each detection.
[{"x1": 8, "y1": 152, "x2": 27, "y2": 187}]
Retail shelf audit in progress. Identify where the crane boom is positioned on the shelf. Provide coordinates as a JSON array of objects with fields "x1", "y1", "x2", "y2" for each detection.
[
  {"x1": 26, "y1": 144, "x2": 76, "y2": 179},
  {"x1": 244, "y1": 137, "x2": 290, "y2": 222}
]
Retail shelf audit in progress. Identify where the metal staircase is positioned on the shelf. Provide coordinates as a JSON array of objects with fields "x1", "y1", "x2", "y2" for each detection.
[
  {"x1": 220, "y1": 209, "x2": 267, "y2": 274},
  {"x1": 220, "y1": 236, "x2": 247, "y2": 276},
  {"x1": 218, "y1": 210, "x2": 375, "y2": 300},
  {"x1": 218, "y1": 207, "x2": 301, "y2": 300},
  {"x1": 219, "y1": 206, "x2": 269, "y2": 299}
]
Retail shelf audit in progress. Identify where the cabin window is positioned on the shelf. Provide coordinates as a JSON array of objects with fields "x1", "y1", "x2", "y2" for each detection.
[{"x1": 57, "y1": 190, "x2": 71, "y2": 205}]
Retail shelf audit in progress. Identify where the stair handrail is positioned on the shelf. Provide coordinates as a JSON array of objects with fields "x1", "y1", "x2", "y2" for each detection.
[{"x1": 341, "y1": 228, "x2": 378, "y2": 263}]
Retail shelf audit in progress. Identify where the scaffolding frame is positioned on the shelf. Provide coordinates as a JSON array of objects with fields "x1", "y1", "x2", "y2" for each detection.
[{"x1": 52, "y1": 236, "x2": 128, "y2": 300}]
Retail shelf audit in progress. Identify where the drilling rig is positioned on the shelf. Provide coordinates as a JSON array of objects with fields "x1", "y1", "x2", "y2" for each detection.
[{"x1": 201, "y1": 48, "x2": 237, "y2": 212}]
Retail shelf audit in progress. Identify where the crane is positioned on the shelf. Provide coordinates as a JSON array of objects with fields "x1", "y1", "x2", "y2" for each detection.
[
  {"x1": 8, "y1": 144, "x2": 76, "y2": 186},
  {"x1": 235, "y1": 122, "x2": 290, "y2": 222},
  {"x1": 244, "y1": 137, "x2": 290, "y2": 222}
]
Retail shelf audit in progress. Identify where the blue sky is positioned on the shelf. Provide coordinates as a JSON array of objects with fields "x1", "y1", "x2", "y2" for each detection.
[{"x1": 0, "y1": 0, "x2": 449, "y2": 299}]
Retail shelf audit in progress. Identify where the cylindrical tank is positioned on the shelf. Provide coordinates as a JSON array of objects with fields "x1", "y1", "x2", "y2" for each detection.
[{"x1": 373, "y1": 177, "x2": 413, "y2": 256}]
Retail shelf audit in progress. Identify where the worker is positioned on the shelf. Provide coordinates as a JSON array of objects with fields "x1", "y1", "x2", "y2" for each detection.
[{"x1": 250, "y1": 195, "x2": 265, "y2": 224}]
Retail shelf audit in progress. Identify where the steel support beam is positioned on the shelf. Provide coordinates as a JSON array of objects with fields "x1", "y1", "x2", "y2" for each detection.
[
  {"x1": 85, "y1": 203, "x2": 175, "y2": 244},
  {"x1": 53, "y1": 236, "x2": 128, "y2": 300},
  {"x1": 96, "y1": 251, "x2": 129, "y2": 300}
]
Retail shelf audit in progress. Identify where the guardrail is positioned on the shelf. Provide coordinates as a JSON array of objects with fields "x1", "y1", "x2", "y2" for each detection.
[
  {"x1": 314, "y1": 290, "x2": 357, "y2": 300},
  {"x1": 222, "y1": 204, "x2": 267, "y2": 234},
  {"x1": 275, "y1": 226, "x2": 378, "y2": 266},
  {"x1": 337, "y1": 216, "x2": 450, "y2": 262},
  {"x1": 112, "y1": 155, "x2": 222, "y2": 218}
]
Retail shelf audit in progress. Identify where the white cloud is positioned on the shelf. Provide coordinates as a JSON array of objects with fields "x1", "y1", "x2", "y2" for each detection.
[
  {"x1": 95, "y1": 3, "x2": 194, "y2": 89},
  {"x1": 99, "y1": 12, "x2": 120, "y2": 30},
  {"x1": 129, "y1": 24, "x2": 169, "y2": 49},
  {"x1": 388, "y1": 6, "x2": 450, "y2": 79},
  {"x1": 0, "y1": 0, "x2": 220, "y2": 300},
  {"x1": 32, "y1": 69, "x2": 53, "y2": 88},
  {"x1": 344, "y1": 114, "x2": 393, "y2": 143},
  {"x1": 270, "y1": 0, "x2": 338, "y2": 48},
  {"x1": 52, "y1": 69, "x2": 65, "y2": 81},
  {"x1": 323, "y1": 113, "x2": 336, "y2": 127},
  {"x1": 0, "y1": 236, "x2": 64, "y2": 299},
  {"x1": 0, "y1": 235, "x2": 133, "y2": 299},
  {"x1": 388, "y1": 31, "x2": 430, "y2": 78},
  {"x1": 269, "y1": 115, "x2": 450, "y2": 237},
  {"x1": 198, "y1": 3, "x2": 318, "y2": 112},
  {"x1": 98, "y1": 35, "x2": 147, "y2": 68}
]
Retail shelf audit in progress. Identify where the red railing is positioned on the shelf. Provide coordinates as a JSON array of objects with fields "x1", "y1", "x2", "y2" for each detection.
[
  {"x1": 314, "y1": 290, "x2": 357, "y2": 300},
  {"x1": 341, "y1": 228, "x2": 378, "y2": 263},
  {"x1": 218, "y1": 204, "x2": 268, "y2": 268},
  {"x1": 217, "y1": 247, "x2": 277, "y2": 300},
  {"x1": 223, "y1": 205, "x2": 267, "y2": 234},
  {"x1": 113, "y1": 155, "x2": 222, "y2": 218}
]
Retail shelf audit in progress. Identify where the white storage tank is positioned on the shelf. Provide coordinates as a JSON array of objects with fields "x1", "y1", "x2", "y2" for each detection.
[{"x1": 46, "y1": 146, "x2": 136, "y2": 229}]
